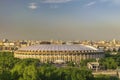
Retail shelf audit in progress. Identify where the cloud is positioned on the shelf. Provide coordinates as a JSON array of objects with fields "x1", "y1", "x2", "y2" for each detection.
[
  {"x1": 28, "y1": 3, "x2": 38, "y2": 9},
  {"x1": 42, "y1": 0, "x2": 73, "y2": 3},
  {"x1": 110, "y1": 0, "x2": 120, "y2": 5},
  {"x1": 85, "y1": 1, "x2": 96, "y2": 7},
  {"x1": 100, "y1": 0, "x2": 120, "y2": 5}
]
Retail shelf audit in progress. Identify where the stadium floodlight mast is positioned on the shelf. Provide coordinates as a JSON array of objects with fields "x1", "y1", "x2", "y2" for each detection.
[{"x1": 0, "y1": 32, "x2": 6, "y2": 40}]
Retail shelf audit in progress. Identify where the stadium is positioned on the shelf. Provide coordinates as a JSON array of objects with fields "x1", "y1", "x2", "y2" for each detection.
[{"x1": 14, "y1": 44, "x2": 104, "y2": 63}]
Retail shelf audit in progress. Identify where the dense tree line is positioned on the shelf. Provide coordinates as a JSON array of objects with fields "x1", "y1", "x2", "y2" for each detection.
[
  {"x1": 99, "y1": 52, "x2": 120, "y2": 70},
  {"x1": 0, "y1": 52, "x2": 119, "y2": 80},
  {"x1": 105, "y1": 52, "x2": 120, "y2": 66},
  {"x1": 0, "y1": 52, "x2": 20, "y2": 70},
  {"x1": 0, "y1": 52, "x2": 94, "y2": 80},
  {"x1": 94, "y1": 75, "x2": 119, "y2": 80}
]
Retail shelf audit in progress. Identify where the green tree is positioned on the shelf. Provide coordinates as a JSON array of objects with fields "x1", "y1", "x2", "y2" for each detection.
[
  {"x1": 0, "y1": 68, "x2": 11, "y2": 80},
  {"x1": 11, "y1": 58, "x2": 40, "y2": 80},
  {"x1": 80, "y1": 59, "x2": 96, "y2": 67},
  {"x1": 67, "y1": 61, "x2": 75, "y2": 67},
  {"x1": 0, "y1": 52, "x2": 20, "y2": 70},
  {"x1": 23, "y1": 65, "x2": 39, "y2": 80},
  {"x1": 99, "y1": 58, "x2": 117, "y2": 70}
]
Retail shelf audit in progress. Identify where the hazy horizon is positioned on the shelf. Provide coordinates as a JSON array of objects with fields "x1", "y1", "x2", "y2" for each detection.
[{"x1": 0, "y1": 0, "x2": 120, "y2": 40}]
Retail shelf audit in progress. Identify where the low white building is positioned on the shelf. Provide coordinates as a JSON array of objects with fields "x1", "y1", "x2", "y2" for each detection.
[{"x1": 87, "y1": 62, "x2": 99, "y2": 71}]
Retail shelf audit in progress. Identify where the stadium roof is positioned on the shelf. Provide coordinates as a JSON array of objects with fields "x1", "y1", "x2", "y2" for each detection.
[{"x1": 18, "y1": 44, "x2": 103, "y2": 52}]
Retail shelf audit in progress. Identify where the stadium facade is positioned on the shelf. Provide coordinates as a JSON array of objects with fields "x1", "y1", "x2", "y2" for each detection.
[{"x1": 14, "y1": 44, "x2": 104, "y2": 63}]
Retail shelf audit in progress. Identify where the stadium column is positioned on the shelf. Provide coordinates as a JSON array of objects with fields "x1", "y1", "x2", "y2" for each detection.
[
  {"x1": 86, "y1": 53, "x2": 89, "y2": 59},
  {"x1": 79, "y1": 53, "x2": 81, "y2": 61},
  {"x1": 89, "y1": 53, "x2": 92, "y2": 59}
]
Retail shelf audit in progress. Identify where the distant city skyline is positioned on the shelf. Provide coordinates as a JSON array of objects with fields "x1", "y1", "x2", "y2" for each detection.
[{"x1": 0, "y1": 0, "x2": 120, "y2": 40}]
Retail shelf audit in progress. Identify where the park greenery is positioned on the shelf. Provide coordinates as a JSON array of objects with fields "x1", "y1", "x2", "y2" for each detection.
[{"x1": 0, "y1": 51, "x2": 120, "y2": 80}]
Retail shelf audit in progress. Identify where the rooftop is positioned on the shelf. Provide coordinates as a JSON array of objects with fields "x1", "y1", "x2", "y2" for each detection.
[{"x1": 18, "y1": 44, "x2": 103, "y2": 52}]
